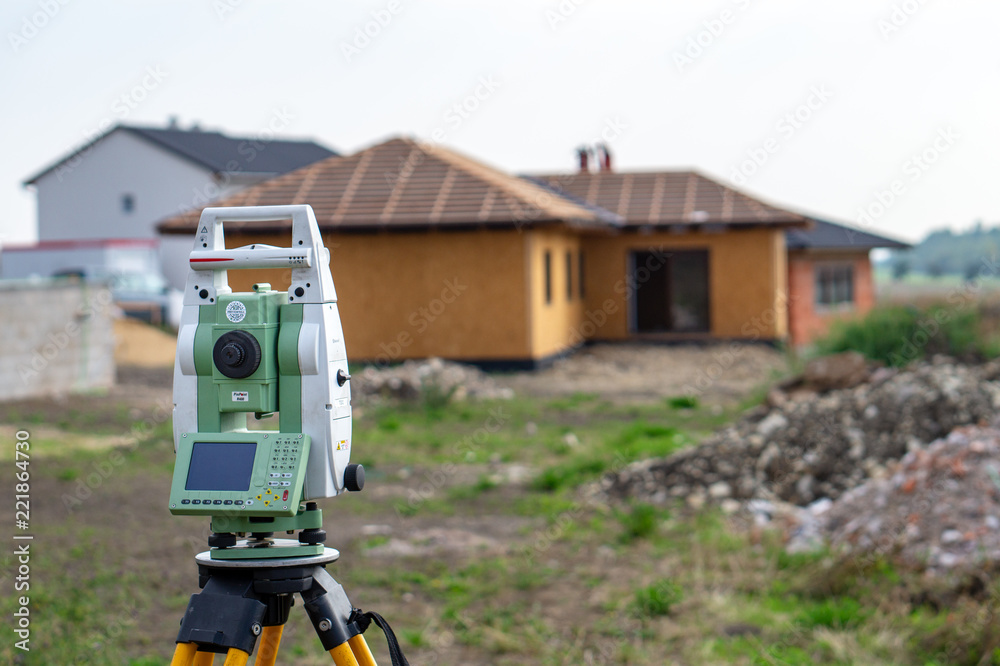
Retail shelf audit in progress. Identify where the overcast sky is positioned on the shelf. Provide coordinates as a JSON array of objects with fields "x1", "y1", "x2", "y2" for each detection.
[{"x1": 2, "y1": 0, "x2": 997, "y2": 244}]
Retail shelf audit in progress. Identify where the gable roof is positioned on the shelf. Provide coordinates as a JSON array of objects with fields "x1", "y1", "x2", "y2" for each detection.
[
  {"x1": 24, "y1": 124, "x2": 337, "y2": 185},
  {"x1": 785, "y1": 218, "x2": 911, "y2": 251},
  {"x1": 530, "y1": 170, "x2": 808, "y2": 228},
  {"x1": 157, "y1": 137, "x2": 611, "y2": 234}
]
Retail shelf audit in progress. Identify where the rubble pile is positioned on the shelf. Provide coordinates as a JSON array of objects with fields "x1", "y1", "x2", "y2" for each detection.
[
  {"x1": 352, "y1": 358, "x2": 514, "y2": 403},
  {"x1": 811, "y1": 424, "x2": 1000, "y2": 572},
  {"x1": 602, "y1": 356, "x2": 1000, "y2": 507}
]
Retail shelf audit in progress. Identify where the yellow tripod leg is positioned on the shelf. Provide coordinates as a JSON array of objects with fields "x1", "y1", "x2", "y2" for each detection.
[
  {"x1": 329, "y1": 642, "x2": 361, "y2": 666},
  {"x1": 222, "y1": 648, "x2": 250, "y2": 666},
  {"x1": 253, "y1": 625, "x2": 284, "y2": 666},
  {"x1": 193, "y1": 653, "x2": 215, "y2": 666},
  {"x1": 348, "y1": 635, "x2": 378, "y2": 666},
  {"x1": 170, "y1": 643, "x2": 198, "y2": 666}
]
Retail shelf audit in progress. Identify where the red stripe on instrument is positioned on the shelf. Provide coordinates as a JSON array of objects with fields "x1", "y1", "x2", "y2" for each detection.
[{"x1": 190, "y1": 258, "x2": 234, "y2": 263}]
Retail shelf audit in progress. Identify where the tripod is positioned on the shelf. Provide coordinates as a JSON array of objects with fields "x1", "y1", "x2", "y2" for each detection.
[{"x1": 169, "y1": 542, "x2": 408, "y2": 666}]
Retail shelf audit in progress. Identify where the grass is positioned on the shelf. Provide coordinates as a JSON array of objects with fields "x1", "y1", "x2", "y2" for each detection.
[
  {"x1": 5, "y1": 390, "x2": 1000, "y2": 664},
  {"x1": 630, "y1": 579, "x2": 683, "y2": 618}
]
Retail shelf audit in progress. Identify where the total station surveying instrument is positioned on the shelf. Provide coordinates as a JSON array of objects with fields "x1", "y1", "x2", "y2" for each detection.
[{"x1": 166, "y1": 205, "x2": 408, "y2": 666}]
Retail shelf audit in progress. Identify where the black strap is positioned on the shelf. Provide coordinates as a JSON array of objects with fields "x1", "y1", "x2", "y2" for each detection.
[{"x1": 350, "y1": 608, "x2": 410, "y2": 666}]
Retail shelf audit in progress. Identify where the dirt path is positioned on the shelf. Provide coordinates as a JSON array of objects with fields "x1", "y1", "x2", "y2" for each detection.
[{"x1": 496, "y1": 342, "x2": 789, "y2": 404}]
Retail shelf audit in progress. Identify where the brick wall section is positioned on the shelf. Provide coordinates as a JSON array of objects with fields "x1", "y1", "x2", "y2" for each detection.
[{"x1": 788, "y1": 251, "x2": 875, "y2": 347}]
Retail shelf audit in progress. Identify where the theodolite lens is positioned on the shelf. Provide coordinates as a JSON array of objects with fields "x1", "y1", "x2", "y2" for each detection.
[{"x1": 213, "y1": 330, "x2": 262, "y2": 379}]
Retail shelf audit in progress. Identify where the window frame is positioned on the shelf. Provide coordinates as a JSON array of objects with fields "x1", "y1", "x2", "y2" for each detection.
[{"x1": 814, "y1": 261, "x2": 855, "y2": 310}]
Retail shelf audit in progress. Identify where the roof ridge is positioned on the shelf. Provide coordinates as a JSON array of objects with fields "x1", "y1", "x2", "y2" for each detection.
[{"x1": 416, "y1": 141, "x2": 599, "y2": 223}]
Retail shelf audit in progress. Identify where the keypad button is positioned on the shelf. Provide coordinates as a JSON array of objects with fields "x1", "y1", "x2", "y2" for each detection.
[
  {"x1": 192, "y1": 500, "x2": 201, "y2": 505},
  {"x1": 235, "y1": 500, "x2": 243, "y2": 505},
  {"x1": 223, "y1": 500, "x2": 233, "y2": 505},
  {"x1": 181, "y1": 499, "x2": 191, "y2": 505},
  {"x1": 213, "y1": 500, "x2": 223, "y2": 505}
]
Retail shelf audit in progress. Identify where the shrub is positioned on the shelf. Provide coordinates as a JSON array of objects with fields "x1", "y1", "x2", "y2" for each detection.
[{"x1": 814, "y1": 304, "x2": 998, "y2": 366}]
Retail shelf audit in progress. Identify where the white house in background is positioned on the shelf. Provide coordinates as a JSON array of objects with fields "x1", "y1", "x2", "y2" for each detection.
[{"x1": 21, "y1": 122, "x2": 337, "y2": 289}]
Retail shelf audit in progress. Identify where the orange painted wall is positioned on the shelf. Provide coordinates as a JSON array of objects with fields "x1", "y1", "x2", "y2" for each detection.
[
  {"x1": 208, "y1": 223, "x2": 795, "y2": 362},
  {"x1": 525, "y1": 228, "x2": 585, "y2": 358},
  {"x1": 787, "y1": 251, "x2": 874, "y2": 346},
  {"x1": 221, "y1": 229, "x2": 533, "y2": 362},
  {"x1": 579, "y1": 227, "x2": 790, "y2": 341}
]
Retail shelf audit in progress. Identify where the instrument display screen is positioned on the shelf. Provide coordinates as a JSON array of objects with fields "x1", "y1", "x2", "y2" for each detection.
[{"x1": 185, "y1": 441, "x2": 257, "y2": 491}]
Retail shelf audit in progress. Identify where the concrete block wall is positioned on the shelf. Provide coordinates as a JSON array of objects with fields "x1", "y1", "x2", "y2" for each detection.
[{"x1": 0, "y1": 279, "x2": 116, "y2": 401}]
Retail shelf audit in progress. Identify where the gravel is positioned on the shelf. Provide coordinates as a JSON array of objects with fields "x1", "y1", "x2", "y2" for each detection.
[
  {"x1": 797, "y1": 424, "x2": 1000, "y2": 574},
  {"x1": 601, "y1": 356, "x2": 1000, "y2": 507},
  {"x1": 353, "y1": 357, "x2": 514, "y2": 403}
]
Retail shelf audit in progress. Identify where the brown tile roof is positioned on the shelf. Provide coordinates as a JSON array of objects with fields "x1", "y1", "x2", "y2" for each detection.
[
  {"x1": 157, "y1": 137, "x2": 608, "y2": 234},
  {"x1": 530, "y1": 170, "x2": 808, "y2": 228}
]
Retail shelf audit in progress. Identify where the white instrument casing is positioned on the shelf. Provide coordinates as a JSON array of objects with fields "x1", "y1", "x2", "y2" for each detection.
[{"x1": 172, "y1": 205, "x2": 352, "y2": 499}]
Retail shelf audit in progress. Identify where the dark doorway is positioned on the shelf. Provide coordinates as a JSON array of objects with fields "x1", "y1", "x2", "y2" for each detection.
[{"x1": 630, "y1": 250, "x2": 710, "y2": 333}]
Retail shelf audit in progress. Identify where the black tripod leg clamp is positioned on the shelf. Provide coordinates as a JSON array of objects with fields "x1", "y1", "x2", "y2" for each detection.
[
  {"x1": 177, "y1": 592, "x2": 266, "y2": 655},
  {"x1": 300, "y1": 568, "x2": 410, "y2": 665}
]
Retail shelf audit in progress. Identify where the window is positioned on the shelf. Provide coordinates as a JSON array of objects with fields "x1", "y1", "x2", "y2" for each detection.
[
  {"x1": 544, "y1": 251, "x2": 552, "y2": 304},
  {"x1": 815, "y1": 264, "x2": 854, "y2": 306},
  {"x1": 578, "y1": 251, "x2": 585, "y2": 299},
  {"x1": 121, "y1": 194, "x2": 135, "y2": 213},
  {"x1": 566, "y1": 251, "x2": 573, "y2": 300}
]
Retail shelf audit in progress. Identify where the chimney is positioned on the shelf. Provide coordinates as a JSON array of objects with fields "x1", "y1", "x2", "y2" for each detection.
[
  {"x1": 167, "y1": 115, "x2": 179, "y2": 129},
  {"x1": 576, "y1": 146, "x2": 591, "y2": 173},
  {"x1": 597, "y1": 143, "x2": 612, "y2": 171}
]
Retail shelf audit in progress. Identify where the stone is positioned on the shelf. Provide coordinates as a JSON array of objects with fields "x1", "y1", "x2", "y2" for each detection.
[
  {"x1": 803, "y1": 351, "x2": 869, "y2": 391},
  {"x1": 941, "y1": 530, "x2": 963, "y2": 544},
  {"x1": 708, "y1": 482, "x2": 732, "y2": 499}
]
